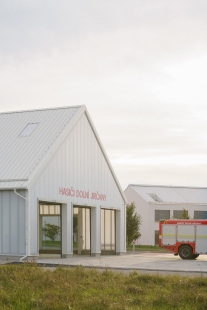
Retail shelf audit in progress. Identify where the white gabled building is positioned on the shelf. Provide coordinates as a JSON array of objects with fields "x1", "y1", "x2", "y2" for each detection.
[
  {"x1": 0, "y1": 106, "x2": 127, "y2": 260},
  {"x1": 125, "y1": 184, "x2": 207, "y2": 246}
]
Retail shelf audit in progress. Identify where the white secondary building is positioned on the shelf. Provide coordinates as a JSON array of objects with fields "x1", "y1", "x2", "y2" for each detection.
[
  {"x1": 0, "y1": 106, "x2": 127, "y2": 260},
  {"x1": 125, "y1": 184, "x2": 207, "y2": 246}
]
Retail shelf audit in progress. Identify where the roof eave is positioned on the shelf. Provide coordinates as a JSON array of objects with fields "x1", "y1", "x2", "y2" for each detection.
[{"x1": 0, "y1": 186, "x2": 28, "y2": 190}]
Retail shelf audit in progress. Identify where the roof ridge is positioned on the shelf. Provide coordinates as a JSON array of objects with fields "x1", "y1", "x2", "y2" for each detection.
[
  {"x1": 0, "y1": 105, "x2": 84, "y2": 115},
  {"x1": 0, "y1": 179, "x2": 28, "y2": 182},
  {"x1": 130, "y1": 184, "x2": 207, "y2": 189}
]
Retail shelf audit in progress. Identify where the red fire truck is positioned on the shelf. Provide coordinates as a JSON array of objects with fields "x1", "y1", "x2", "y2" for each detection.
[{"x1": 159, "y1": 219, "x2": 207, "y2": 259}]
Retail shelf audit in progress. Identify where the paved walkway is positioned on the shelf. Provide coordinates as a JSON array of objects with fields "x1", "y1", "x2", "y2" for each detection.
[
  {"x1": 37, "y1": 252, "x2": 207, "y2": 277},
  {"x1": 1, "y1": 252, "x2": 207, "y2": 277}
]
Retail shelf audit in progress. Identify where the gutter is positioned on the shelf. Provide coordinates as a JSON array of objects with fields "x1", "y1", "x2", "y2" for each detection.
[{"x1": 14, "y1": 189, "x2": 28, "y2": 262}]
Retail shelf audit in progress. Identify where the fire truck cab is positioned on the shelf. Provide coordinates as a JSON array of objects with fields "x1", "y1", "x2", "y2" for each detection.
[{"x1": 159, "y1": 219, "x2": 207, "y2": 259}]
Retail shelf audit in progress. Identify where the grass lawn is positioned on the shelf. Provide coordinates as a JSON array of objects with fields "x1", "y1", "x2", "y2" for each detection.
[
  {"x1": 42, "y1": 241, "x2": 78, "y2": 248},
  {"x1": 127, "y1": 244, "x2": 169, "y2": 253},
  {"x1": 0, "y1": 264, "x2": 207, "y2": 309},
  {"x1": 42, "y1": 240, "x2": 61, "y2": 247}
]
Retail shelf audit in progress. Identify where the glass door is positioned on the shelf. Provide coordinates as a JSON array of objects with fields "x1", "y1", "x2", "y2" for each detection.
[
  {"x1": 39, "y1": 204, "x2": 61, "y2": 255},
  {"x1": 73, "y1": 207, "x2": 91, "y2": 255},
  {"x1": 101, "y1": 209, "x2": 116, "y2": 254}
]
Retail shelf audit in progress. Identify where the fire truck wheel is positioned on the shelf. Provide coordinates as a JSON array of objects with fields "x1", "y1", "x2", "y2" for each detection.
[{"x1": 178, "y1": 245, "x2": 193, "y2": 259}]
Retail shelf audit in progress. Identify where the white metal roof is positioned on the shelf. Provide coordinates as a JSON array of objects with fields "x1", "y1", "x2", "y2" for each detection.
[
  {"x1": 0, "y1": 106, "x2": 83, "y2": 188},
  {"x1": 128, "y1": 184, "x2": 207, "y2": 205},
  {"x1": 0, "y1": 105, "x2": 127, "y2": 203}
]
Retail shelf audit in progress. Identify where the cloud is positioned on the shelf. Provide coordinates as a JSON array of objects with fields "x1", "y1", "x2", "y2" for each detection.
[
  {"x1": 111, "y1": 154, "x2": 207, "y2": 166},
  {"x1": 1, "y1": 0, "x2": 207, "y2": 61},
  {"x1": 0, "y1": 0, "x2": 207, "y2": 188}
]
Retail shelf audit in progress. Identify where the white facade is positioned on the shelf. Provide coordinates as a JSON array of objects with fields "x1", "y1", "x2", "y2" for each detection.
[
  {"x1": 125, "y1": 184, "x2": 207, "y2": 246},
  {"x1": 0, "y1": 106, "x2": 126, "y2": 259}
]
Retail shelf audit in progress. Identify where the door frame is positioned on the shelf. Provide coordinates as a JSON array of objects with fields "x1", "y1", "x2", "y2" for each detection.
[
  {"x1": 101, "y1": 208, "x2": 116, "y2": 255},
  {"x1": 72, "y1": 205, "x2": 91, "y2": 255},
  {"x1": 38, "y1": 202, "x2": 62, "y2": 257}
]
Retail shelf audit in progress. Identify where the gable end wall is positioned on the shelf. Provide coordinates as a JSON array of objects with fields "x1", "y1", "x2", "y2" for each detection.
[{"x1": 29, "y1": 113, "x2": 125, "y2": 254}]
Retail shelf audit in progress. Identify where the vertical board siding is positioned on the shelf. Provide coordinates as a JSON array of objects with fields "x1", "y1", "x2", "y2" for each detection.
[
  {"x1": 29, "y1": 112, "x2": 125, "y2": 254},
  {"x1": 10, "y1": 192, "x2": 18, "y2": 253},
  {"x1": 0, "y1": 190, "x2": 25, "y2": 255},
  {"x1": 1, "y1": 192, "x2": 9, "y2": 253},
  {"x1": 29, "y1": 187, "x2": 36, "y2": 256},
  {"x1": 32, "y1": 113, "x2": 124, "y2": 208}
]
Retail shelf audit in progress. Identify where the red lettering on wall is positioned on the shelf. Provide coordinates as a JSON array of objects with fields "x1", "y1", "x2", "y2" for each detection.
[{"x1": 59, "y1": 187, "x2": 106, "y2": 201}]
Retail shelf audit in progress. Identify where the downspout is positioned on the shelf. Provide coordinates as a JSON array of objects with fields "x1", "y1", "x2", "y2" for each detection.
[{"x1": 14, "y1": 189, "x2": 28, "y2": 262}]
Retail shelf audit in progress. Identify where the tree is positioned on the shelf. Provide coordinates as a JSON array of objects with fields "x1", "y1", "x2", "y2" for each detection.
[
  {"x1": 126, "y1": 202, "x2": 142, "y2": 244},
  {"x1": 172, "y1": 208, "x2": 190, "y2": 219},
  {"x1": 181, "y1": 208, "x2": 190, "y2": 219},
  {"x1": 42, "y1": 222, "x2": 60, "y2": 242}
]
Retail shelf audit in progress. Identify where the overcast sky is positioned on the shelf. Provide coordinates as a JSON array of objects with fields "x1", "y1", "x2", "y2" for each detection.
[{"x1": 1, "y1": 0, "x2": 207, "y2": 190}]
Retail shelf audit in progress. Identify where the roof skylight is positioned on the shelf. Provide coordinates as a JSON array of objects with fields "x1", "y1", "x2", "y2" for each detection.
[
  {"x1": 148, "y1": 193, "x2": 163, "y2": 202},
  {"x1": 19, "y1": 123, "x2": 39, "y2": 137}
]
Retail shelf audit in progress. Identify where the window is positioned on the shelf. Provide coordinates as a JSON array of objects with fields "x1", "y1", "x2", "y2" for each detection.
[
  {"x1": 155, "y1": 230, "x2": 159, "y2": 245},
  {"x1": 173, "y1": 210, "x2": 189, "y2": 219},
  {"x1": 40, "y1": 205, "x2": 60, "y2": 215},
  {"x1": 19, "y1": 123, "x2": 39, "y2": 137},
  {"x1": 194, "y1": 211, "x2": 207, "y2": 219},
  {"x1": 155, "y1": 210, "x2": 170, "y2": 222}
]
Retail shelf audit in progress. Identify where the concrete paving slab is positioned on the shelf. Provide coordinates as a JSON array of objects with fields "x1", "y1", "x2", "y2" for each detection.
[
  {"x1": 2, "y1": 253, "x2": 207, "y2": 277},
  {"x1": 35, "y1": 252, "x2": 207, "y2": 277}
]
